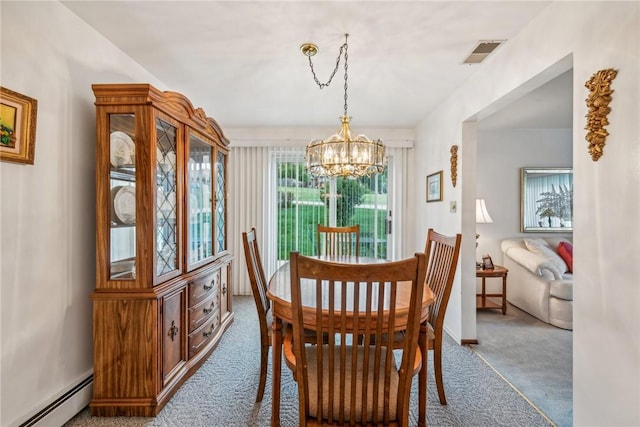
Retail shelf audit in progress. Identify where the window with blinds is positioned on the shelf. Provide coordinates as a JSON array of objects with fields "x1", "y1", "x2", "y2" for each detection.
[{"x1": 274, "y1": 150, "x2": 388, "y2": 261}]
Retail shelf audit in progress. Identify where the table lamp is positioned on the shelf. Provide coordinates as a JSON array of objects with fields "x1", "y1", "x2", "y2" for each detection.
[{"x1": 476, "y1": 198, "x2": 493, "y2": 267}]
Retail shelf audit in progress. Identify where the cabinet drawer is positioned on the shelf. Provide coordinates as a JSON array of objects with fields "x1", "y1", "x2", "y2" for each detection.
[
  {"x1": 188, "y1": 270, "x2": 220, "y2": 307},
  {"x1": 188, "y1": 315, "x2": 220, "y2": 358},
  {"x1": 188, "y1": 290, "x2": 218, "y2": 333}
]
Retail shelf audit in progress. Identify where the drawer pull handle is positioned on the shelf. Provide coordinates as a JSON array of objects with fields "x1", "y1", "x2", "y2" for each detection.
[
  {"x1": 203, "y1": 324, "x2": 215, "y2": 337},
  {"x1": 203, "y1": 301, "x2": 215, "y2": 314},
  {"x1": 222, "y1": 284, "x2": 227, "y2": 295},
  {"x1": 203, "y1": 280, "x2": 214, "y2": 291},
  {"x1": 167, "y1": 320, "x2": 179, "y2": 342}
]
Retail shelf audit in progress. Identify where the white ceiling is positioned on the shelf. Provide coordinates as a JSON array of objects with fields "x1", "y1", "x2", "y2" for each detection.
[
  {"x1": 479, "y1": 68, "x2": 573, "y2": 130},
  {"x1": 62, "y1": 1, "x2": 571, "y2": 130}
]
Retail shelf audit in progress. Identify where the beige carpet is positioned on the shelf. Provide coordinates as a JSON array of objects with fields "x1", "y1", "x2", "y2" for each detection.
[
  {"x1": 65, "y1": 296, "x2": 552, "y2": 426},
  {"x1": 474, "y1": 302, "x2": 572, "y2": 427}
]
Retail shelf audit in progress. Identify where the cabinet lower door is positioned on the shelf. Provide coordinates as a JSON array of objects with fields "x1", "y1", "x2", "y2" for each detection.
[
  {"x1": 91, "y1": 287, "x2": 186, "y2": 417},
  {"x1": 162, "y1": 288, "x2": 187, "y2": 386},
  {"x1": 220, "y1": 262, "x2": 231, "y2": 321}
]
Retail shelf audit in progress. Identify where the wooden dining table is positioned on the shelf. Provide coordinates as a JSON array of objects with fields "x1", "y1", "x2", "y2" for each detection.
[{"x1": 267, "y1": 255, "x2": 435, "y2": 427}]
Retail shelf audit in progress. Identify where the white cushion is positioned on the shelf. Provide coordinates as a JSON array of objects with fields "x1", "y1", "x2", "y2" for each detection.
[
  {"x1": 549, "y1": 298, "x2": 573, "y2": 330},
  {"x1": 550, "y1": 279, "x2": 573, "y2": 300},
  {"x1": 524, "y1": 238, "x2": 569, "y2": 274}
]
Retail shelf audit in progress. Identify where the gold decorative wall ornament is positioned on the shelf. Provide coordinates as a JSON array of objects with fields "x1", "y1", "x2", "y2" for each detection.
[
  {"x1": 450, "y1": 145, "x2": 458, "y2": 187},
  {"x1": 585, "y1": 68, "x2": 617, "y2": 161}
]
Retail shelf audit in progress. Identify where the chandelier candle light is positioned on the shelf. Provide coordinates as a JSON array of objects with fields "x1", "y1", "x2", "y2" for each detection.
[{"x1": 301, "y1": 34, "x2": 386, "y2": 178}]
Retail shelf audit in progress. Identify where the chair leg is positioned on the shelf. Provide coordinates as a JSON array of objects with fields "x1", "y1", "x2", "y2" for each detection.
[
  {"x1": 418, "y1": 322, "x2": 428, "y2": 427},
  {"x1": 256, "y1": 343, "x2": 269, "y2": 402},
  {"x1": 434, "y1": 335, "x2": 447, "y2": 405}
]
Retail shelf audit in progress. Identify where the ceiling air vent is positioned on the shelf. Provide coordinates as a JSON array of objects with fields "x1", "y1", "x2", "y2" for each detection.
[{"x1": 463, "y1": 40, "x2": 504, "y2": 64}]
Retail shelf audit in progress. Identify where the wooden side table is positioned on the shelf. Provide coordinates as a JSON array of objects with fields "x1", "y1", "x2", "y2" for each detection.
[{"x1": 476, "y1": 265, "x2": 509, "y2": 314}]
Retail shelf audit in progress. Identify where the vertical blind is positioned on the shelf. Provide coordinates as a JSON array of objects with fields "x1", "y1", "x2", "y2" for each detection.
[
  {"x1": 229, "y1": 145, "x2": 409, "y2": 295},
  {"x1": 228, "y1": 146, "x2": 270, "y2": 295}
]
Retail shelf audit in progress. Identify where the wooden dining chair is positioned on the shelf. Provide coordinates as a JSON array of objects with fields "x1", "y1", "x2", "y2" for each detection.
[
  {"x1": 241, "y1": 227, "x2": 272, "y2": 402},
  {"x1": 421, "y1": 228, "x2": 462, "y2": 405},
  {"x1": 284, "y1": 252, "x2": 427, "y2": 426},
  {"x1": 317, "y1": 224, "x2": 360, "y2": 257},
  {"x1": 242, "y1": 228, "x2": 322, "y2": 402},
  {"x1": 383, "y1": 228, "x2": 461, "y2": 406},
  {"x1": 424, "y1": 228, "x2": 462, "y2": 405}
]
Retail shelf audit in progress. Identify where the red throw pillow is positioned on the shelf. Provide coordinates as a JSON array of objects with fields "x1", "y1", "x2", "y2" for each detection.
[{"x1": 557, "y1": 241, "x2": 573, "y2": 273}]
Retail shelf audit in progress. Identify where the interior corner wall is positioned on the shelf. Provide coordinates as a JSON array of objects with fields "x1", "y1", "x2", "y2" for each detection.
[
  {"x1": 0, "y1": 3, "x2": 165, "y2": 426},
  {"x1": 412, "y1": 2, "x2": 639, "y2": 425}
]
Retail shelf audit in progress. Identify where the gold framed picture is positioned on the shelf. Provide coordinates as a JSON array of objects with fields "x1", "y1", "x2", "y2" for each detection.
[
  {"x1": 426, "y1": 170, "x2": 443, "y2": 202},
  {"x1": 1, "y1": 87, "x2": 38, "y2": 164}
]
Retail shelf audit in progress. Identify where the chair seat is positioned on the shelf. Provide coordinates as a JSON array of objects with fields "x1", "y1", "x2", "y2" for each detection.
[
  {"x1": 380, "y1": 325, "x2": 435, "y2": 350},
  {"x1": 306, "y1": 345, "x2": 398, "y2": 423},
  {"x1": 266, "y1": 309, "x2": 320, "y2": 343}
]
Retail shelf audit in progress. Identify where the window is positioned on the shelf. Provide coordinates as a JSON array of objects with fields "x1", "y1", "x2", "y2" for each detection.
[{"x1": 273, "y1": 149, "x2": 389, "y2": 262}]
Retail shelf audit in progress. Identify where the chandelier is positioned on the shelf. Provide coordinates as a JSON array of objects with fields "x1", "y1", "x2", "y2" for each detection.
[{"x1": 301, "y1": 34, "x2": 386, "y2": 178}]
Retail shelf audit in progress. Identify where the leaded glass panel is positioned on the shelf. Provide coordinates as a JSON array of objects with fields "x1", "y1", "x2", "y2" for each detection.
[
  {"x1": 215, "y1": 151, "x2": 226, "y2": 253},
  {"x1": 156, "y1": 118, "x2": 178, "y2": 275}
]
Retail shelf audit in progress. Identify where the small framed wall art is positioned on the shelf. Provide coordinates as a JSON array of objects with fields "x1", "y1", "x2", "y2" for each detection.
[
  {"x1": 482, "y1": 254, "x2": 495, "y2": 270},
  {"x1": 1, "y1": 87, "x2": 38, "y2": 165},
  {"x1": 426, "y1": 170, "x2": 443, "y2": 202}
]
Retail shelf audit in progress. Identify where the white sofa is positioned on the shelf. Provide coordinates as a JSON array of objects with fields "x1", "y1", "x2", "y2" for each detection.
[{"x1": 501, "y1": 236, "x2": 573, "y2": 330}]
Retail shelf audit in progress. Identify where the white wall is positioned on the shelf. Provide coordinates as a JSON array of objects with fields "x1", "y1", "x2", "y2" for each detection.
[
  {"x1": 476, "y1": 128, "x2": 573, "y2": 267},
  {"x1": 0, "y1": 3, "x2": 166, "y2": 426},
  {"x1": 2, "y1": 1, "x2": 639, "y2": 426},
  {"x1": 410, "y1": 1, "x2": 639, "y2": 425}
]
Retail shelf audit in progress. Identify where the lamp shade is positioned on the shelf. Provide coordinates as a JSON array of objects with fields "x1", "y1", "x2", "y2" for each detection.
[{"x1": 476, "y1": 199, "x2": 493, "y2": 223}]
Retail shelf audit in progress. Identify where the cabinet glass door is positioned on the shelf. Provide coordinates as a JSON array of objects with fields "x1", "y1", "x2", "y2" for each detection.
[
  {"x1": 109, "y1": 113, "x2": 137, "y2": 280},
  {"x1": 156, "y1": 118, "x2": 178, "y2": 276},
  {"x1": 187, "y1": 133, "x2": 213, "y2": 268},
  {"x1": 214, "y1": 150, "x2": 227, "y2": 254}
]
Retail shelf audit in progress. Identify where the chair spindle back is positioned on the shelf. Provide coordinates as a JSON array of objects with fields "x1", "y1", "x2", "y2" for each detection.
[
  {"x1": 287, "y1": 252, "x2": 426, "y2": 426},
  {"x1": 317, "y1": 224, "x2": 360, "y2": 257}
]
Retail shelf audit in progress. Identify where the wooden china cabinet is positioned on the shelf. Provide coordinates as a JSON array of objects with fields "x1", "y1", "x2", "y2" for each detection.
[{"x1": 90, "y1": 84, "x2": 233, "y2": 416}]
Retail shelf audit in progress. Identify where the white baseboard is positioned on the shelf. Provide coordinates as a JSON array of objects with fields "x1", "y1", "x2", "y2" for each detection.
[{"x1": 17, "y1": 375, "x2": 92, "y2": 427}]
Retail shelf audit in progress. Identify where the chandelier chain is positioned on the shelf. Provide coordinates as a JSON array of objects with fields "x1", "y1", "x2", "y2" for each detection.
[
  {"x1": 306, "y1": 38, "x2": 348, "y2": 90},
  {"x1": 303, "y1": 33, "x2": 386, "y2": 178},
  {"x1": 343, "y1": 42, "x2": 349, "y2": 117}
]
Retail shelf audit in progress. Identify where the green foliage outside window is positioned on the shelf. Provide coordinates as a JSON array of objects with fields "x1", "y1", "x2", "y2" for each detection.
[
  {"x1": 276, "y1": 159, "x2": 388, "y2": 261},
  {"x1": 320, "y1": 178, "x2": 366, "y2": 226}
]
